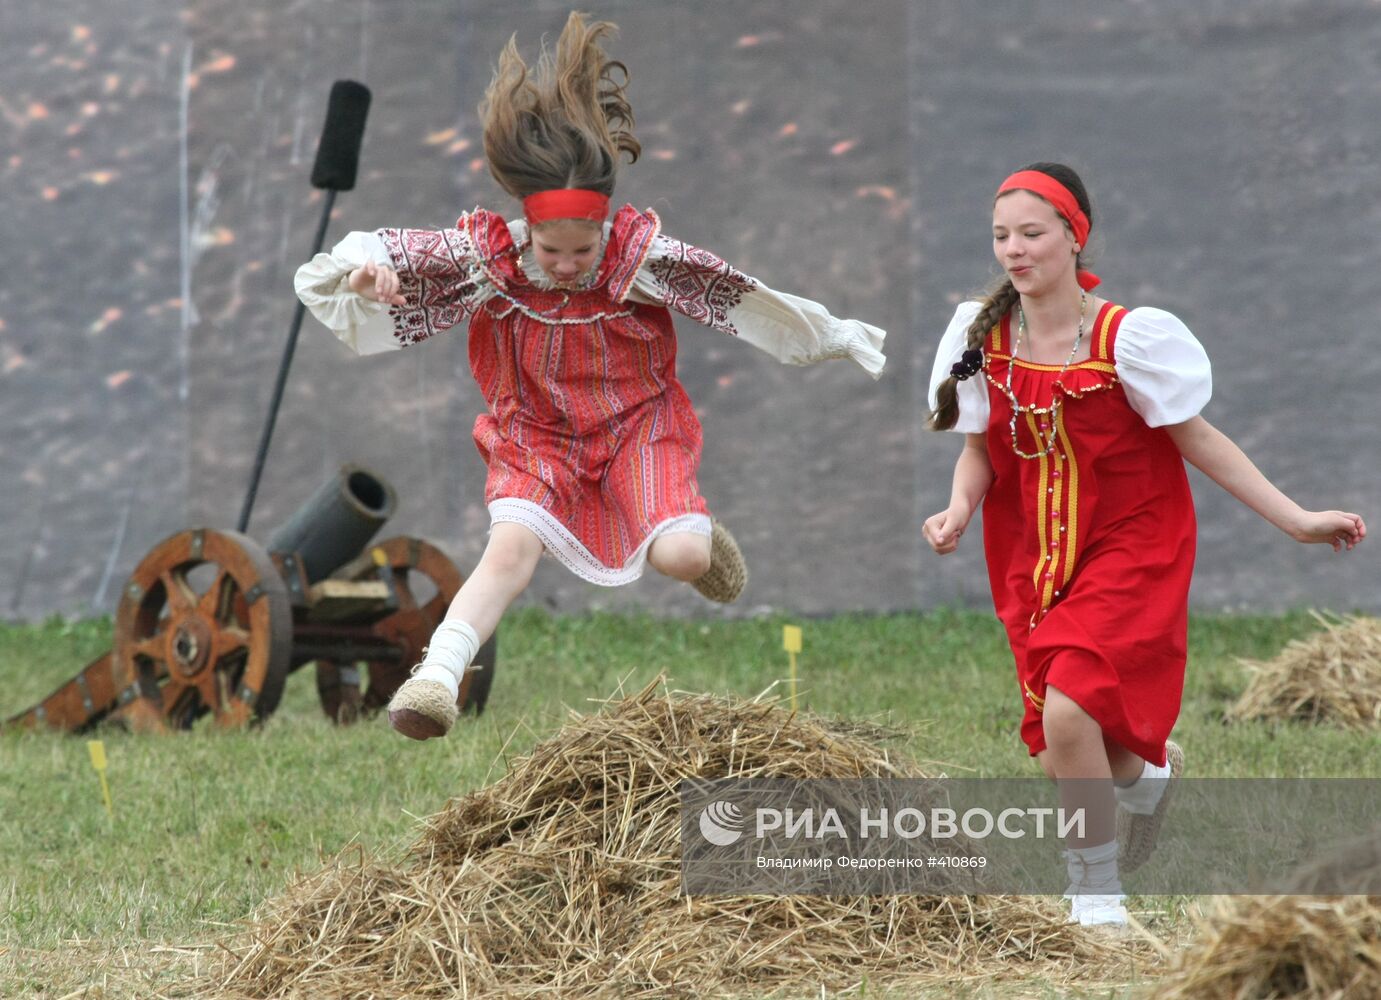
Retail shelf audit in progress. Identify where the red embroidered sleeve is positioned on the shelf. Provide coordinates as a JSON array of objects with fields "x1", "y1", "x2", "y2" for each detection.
[
  {"x1": 643, "y1": 237, "x2": 758, "y2": 336},
  {"x1": 377, "y1": 225, "x2": 482, "y2": 345}
]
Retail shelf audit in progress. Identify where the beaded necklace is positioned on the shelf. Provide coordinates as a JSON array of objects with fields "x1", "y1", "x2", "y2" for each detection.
[
  {"x1": 1000, "y1": 290, "x2": 1087, "y2": 460},
  {"x1": 482, "y1": 237, "x2": 635, "y2": 325},
  {"x1": 486, "y1": 284, "x2": 635, "y2": 325}
]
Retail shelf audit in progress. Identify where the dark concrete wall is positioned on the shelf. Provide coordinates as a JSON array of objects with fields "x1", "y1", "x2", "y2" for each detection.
[{"x1": 3, "y1": 0, "x2": 1376, "y2": 621}]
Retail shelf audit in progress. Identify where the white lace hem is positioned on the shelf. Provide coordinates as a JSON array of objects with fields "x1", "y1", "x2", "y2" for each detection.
[{"x1": 487, "y1": 499, "x2": 711, "y2": 586}]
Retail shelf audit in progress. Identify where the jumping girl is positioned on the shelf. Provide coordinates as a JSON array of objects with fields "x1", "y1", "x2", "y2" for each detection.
[
  {"x1": 924, "y1": 162, "x2": 1364, "y2": 926},
  {"x1": 296, "y1": 13, "x2": 886, "y2": 741}
]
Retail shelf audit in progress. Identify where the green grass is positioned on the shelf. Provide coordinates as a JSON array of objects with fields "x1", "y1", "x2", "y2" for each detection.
[{"x1": 0, "y1": 607, "x2": 1376, "y2": 998}]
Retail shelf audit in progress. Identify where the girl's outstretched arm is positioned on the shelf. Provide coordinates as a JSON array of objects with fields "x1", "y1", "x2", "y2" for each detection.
[
  {"x1": 347, "y1": 259, "x2": 406, "y2": 306},
  {"x1": 923, "y1": 433, "x2": 994, "y2": 555},
  {"x1": 1166, "y1": 415, "x2": 1366, "y2": 550},
  {"x1": 627, "y1": 228, "x2": 887, "y2": 378},
  {"x1": 295, "y1": 219, "x2": 491, "y2": 355}
]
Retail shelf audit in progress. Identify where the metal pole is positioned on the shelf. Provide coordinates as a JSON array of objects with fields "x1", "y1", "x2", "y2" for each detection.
[{"x1": 236, "y1": 188, "x2": 338, "y2": 532}]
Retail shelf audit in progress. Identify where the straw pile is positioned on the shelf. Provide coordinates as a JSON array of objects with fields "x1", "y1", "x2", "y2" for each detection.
[
  {"x1": 204, "y1": 678, "x2": 1136, "y2": 998},
  {"x1": 1226, "y1": 612, "x2": 1381, "y2": 729},
  {"x1": 1148, "y1": 829, "x2": 1381, "y2": 1000}
]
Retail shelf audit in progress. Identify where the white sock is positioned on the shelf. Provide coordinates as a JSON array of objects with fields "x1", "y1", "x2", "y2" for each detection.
[
  {"x1": 1065, "y1": 839, "x2": 1122, "y2": 895},
  {"x1": 1115, "y1": 758, "x2": 1172, "y2": 815},
  {"x1": 412, "y1": 620, "x2": 481, "y2": 700}
]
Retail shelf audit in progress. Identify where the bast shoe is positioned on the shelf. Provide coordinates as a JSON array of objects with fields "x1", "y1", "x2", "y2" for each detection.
[
  {"x1": 690, "y1": 520, "x2": 748, "y2": 604},
  {"x1": 1118, "y1": 740, "x2": 1185, "y2": 872},
  {"x1": 387, "y1": 676, "x2": 458, "y2": 741}
]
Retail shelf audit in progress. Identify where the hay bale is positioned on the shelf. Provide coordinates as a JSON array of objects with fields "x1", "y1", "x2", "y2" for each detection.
[
  {"x1": 1227, "y1": 613, "x2": 1381, "y2": 729},
  {"x1": 1147, "y1": 895, "x2": 1381, "y2": 1000},
  {"x1": 1147, "y1": 828, "x2": 1381, "y2": 1000},
  {"x1": 1152, "y1": 895, "x2": 1381, "y2": 1000},
  {"x1": 205, "y1": 679, "x2": 1142, "y2": 999}
]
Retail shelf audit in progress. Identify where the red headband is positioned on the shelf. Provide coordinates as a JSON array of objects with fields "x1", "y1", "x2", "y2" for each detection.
[
  {"x1": 522, "y1": 188, "x2": 610, "y2": 226},
  {"x1": 996, "y1": 170, "x2": 1100, "y2": 291}
]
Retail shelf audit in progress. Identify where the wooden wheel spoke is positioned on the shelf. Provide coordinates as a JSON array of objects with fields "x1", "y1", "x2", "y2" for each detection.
[
  {"x1": 160, "y1": 569, "x2": 197, "y2": 617},
  {"x1": 381, "y1": 607, "x2": 424, "y2": 636},
  {"x1": 159, "y1": 676, "x2": 201, "y2": 726},
  {"x1": 392, "y1": 575, "x2": 422, "y2": 614},
  {"x1": 110, "y1": 528, "x2": 292, "y2": 731},
  {"x1": 192, "y1": 667, "x2": 225, "y2": 710},
  {"x1": 197, "y1": 568, "x2": 236, "y2": 622},
  {"x1": 161, "y1": 675, "x2": 194, "y2": 701},
  {"x1": 214, "y1": 700, "x2": 253, "y2": 728},
  {"x1": 211, "y1": 626, "x2": 250, "y2": 665},
  {"x1": 130, "y1": 634, "x2": 167, "y2": 663},
  {"x1": 344, "y1": 538, "x2": 478, "y2": 718}
]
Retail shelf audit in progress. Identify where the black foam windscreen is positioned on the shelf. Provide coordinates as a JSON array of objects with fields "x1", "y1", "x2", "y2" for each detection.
[{"x1": 310, "y1": 81, "x2": 371, "y2": 191}]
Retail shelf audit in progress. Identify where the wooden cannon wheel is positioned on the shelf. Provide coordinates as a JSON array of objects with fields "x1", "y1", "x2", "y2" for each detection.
[
  {"x1": 317, "y1": 536, "x2": 495, "y2": 720},
  {"x1": 113, "y1": 529, "x2": 292, "y2": 731}
]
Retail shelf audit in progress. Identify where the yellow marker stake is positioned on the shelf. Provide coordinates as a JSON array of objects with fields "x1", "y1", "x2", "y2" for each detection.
[
  {"x1": 782, "y1": 625, "x2": 803, "y2": 711},
  {"x1": 87, "y1": 740, "x2": 114, "y2": 820}
]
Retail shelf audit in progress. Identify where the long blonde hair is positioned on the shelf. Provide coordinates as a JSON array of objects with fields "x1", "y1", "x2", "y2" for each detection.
[{"x1": 480, "y1": 12, "x2": 641, "y2": 203}]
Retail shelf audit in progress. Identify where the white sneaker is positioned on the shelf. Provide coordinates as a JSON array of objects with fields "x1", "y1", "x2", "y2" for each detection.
[{"x1": 1068, "y1": 892, "x2": 1128, "y2": 926}]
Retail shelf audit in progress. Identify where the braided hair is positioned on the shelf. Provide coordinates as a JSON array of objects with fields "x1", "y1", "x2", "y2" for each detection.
[{"x1": 928, "y1": 162, "x2": 1093, "y2": 431}]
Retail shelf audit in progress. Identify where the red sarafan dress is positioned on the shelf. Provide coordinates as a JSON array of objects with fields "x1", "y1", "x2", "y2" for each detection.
[
  {"x1": 296, "y1": 204, "x2": 886, "y2": 585},
  {"x1": 929, "y1": 300, "x2": 1212, "y2": 765}
]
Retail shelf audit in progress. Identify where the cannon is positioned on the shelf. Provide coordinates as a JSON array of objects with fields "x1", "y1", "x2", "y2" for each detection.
[
  {"x1": 1, "y1": 86, "x2": 498, "y2": 735},
  {"x1": 4, "y1": 465, "x2": 495, "y2": 733}
]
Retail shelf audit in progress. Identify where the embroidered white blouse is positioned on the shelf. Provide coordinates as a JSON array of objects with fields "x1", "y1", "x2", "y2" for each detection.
[
  {"x1": 927, "y1": 300, "x2": 1212, "y2": 432},
  {"x1": 294, "y1": 217, "x2": 887, "y2": 379}
]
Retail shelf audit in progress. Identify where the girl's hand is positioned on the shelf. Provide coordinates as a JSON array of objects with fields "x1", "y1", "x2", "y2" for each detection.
[
  {"x1": 923, "y1": 508, "x2": 971, "y2": 555},
  {"x1": 347, "y1": 260, "x2": 405, "y2": 305},
  {"x1": 1289, "y1": 510, "x2": 1367, "y2": 551}
]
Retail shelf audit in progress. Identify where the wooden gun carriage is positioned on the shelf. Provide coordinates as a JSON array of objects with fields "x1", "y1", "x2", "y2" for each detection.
[{"x1": 5, "y1": 466, "x2": 494, "y2": 733}]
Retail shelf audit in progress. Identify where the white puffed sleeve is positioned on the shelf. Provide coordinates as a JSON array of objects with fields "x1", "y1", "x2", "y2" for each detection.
[
  {"x1": 293, "y1": 231, "x2": 400, "y2": 355},
  {"x1": 627, "y1": 233, "x2": 887, "y2": 379},
  {"x1": 927, "y1": 301, "x2": 990, "y2": 434},
  {"x1": 1114, "y1": 307, "x2": 1212, "y2": 427}
]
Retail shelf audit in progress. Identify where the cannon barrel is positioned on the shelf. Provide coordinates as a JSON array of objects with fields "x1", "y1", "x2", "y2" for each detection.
[
  {"x1": 266, "y1": 464, "x2": 397, "y2": 583},
  {"x1": 2, "y1": 464, "x2": 500, "y2": 735}
]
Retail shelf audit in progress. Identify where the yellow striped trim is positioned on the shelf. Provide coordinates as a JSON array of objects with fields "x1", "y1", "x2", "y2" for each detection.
[
  {"x1": 989, "y1": 322, "x2": 1002, "y2": 353},
  {"x1": 1096, "y1": 304, "x2": 1126, "y2": 360},
  {"x1": 1025, "y1": 682, "x2": 1046, "y2": 712},
  {"x1": 1032, "y1": 411, "x2": 1060, "y2": 616},
  {"x1": 987, "y1": 355, "x2": 1117, "y2": 374},
  {"x1": 1056, "y1": 407, "x2": 1080, "y2": 589},
  {"x1": 1033, "y1": 359, "x2": 1116, "y2": 374},
  {"x1": 1028, "y1": 411, "x2": 1050, "y2": 601},
  {"x1": 1028, "y1": 410, "x2": 1082, "y2": 621},
  {"x1": 1037, "y1": 555, "x2": 1057, "y2": 616}
]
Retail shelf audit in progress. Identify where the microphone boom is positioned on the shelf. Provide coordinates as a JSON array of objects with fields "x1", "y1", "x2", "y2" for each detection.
[{"x1": 310, "y1": 80, "x2": 371, "y2": 191}]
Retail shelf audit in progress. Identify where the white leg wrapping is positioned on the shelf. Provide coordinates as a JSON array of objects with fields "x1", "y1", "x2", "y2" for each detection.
[
  {"x1": 1115, "y1": 758, "x2": 1172, "y2": 815},
  {"x1": 1065, "y1": 838, "x2": 1122, "y2": 895},
  {"x1": 1065, "y1": 839, "x2": 1127, "y2": 926},
  {"x1": 413, "y1": 620, "x2": 481, "y2": 701}
]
